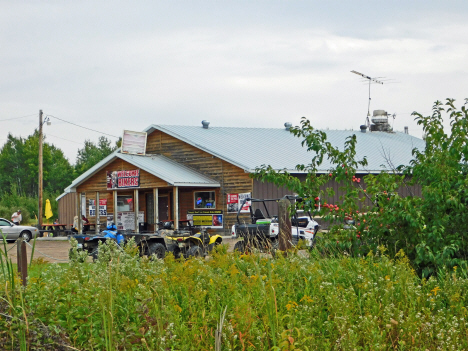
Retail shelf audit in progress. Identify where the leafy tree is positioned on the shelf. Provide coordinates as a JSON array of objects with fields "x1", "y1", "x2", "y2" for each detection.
[
  {"x1": 75, "y1": 136, "x2": 117, "y2": 176},
  {"x1": 253, "y1": 99, "x2": 468, "y2": 277}
]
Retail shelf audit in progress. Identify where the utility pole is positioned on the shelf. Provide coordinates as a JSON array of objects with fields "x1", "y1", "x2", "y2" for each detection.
[{"x1": 38, "y1": 109, "x2": 43, "y2": 229}]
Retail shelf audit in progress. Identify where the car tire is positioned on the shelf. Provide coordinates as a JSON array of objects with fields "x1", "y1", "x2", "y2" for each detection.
[
  {"x1": 20, "y1": 231, "x2": 31, "y2": 242},
  {"x1": 187, "y1": 245, "x2": 202, "y2": 258},
  {"x1": 148, "y1": 242, "x2": 166, "y2": 259}
]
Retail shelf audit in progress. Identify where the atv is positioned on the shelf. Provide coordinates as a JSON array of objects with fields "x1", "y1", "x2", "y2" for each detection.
[
  {"x1": 69, "y1": 224, "x2": 167, "y2": 261},
  {"x1": 165, "y1": 227, "x2": 223, "y2": 259}
]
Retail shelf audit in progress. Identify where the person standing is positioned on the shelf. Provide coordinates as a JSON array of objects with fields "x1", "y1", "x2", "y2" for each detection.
[{"x1": 11, "y1": 210, "x2": 22, "y2": 225}]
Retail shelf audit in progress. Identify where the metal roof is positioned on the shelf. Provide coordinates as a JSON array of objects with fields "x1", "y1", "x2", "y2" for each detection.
[
  {"x1": 117, "y1": 153, "x2": 220, "y2": 187},
  {"x1": 64, "y1": 152, "x2": 219, "y2": 192},
  {"x1": 144, "y1": 125, "x2": 425, "y2": 173}
]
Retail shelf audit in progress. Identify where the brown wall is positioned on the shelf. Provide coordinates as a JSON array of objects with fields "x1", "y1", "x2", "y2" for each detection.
[
  {"x1": 254, "y1": 173, "x2": 422, "y2": 212},
  {"x1": 76, "y1": 158, "x2": 171, "y2": 223},
  {"x1": 58, "y1": 192, "x2": 76, "y2": 226},
  {"x1": 146, "y1": 130, "x2": 253, "y2": 233}
]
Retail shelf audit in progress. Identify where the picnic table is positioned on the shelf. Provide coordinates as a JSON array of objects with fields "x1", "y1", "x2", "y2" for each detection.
[{"x1": 40, "y1": 223, "x2": 71, "y2": 237}]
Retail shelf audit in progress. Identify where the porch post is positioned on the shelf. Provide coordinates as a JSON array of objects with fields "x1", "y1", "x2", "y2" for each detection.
[
  {"x1": 134, "y1": 189, "x2": 139, "y2": 233},
  {"x1": 173, "y1": 186, "x2": 179, "y2": 230},
  {"x1": 153, "y1": 188, "x2": 159, "y2": 230},
  {"x1": 78, "y1": 193, "x2": 83, "y2": 234},
  {"x1": 95, "y1": 191, "x2": 100, "y2": 234},
  {"x1": 113, "y1": 190, "x2": 118, "y2": 228}
]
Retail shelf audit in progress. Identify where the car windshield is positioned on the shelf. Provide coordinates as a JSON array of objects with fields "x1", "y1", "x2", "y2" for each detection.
[{"x1": 0, "y1": 219, "x2": 11, "y2": 227}]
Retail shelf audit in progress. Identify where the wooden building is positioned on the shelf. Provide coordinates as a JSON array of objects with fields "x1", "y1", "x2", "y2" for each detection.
[{"x1": 58, "y1": 121, "x2": 425, "y2": 234}]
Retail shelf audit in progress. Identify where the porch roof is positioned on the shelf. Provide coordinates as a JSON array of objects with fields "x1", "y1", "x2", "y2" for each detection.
[{"x1": 64, "y1": 152, "x2": 220, "y2": 193}]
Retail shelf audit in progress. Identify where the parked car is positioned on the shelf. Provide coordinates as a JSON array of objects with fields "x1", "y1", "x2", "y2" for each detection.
[{"x1": 0, "y1": 218, "x2": 40, "y2": 242}]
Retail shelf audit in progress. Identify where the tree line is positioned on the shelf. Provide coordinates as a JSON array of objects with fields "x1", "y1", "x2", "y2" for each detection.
[{"x1": 0, "y1": 132, "x2": 118, "y2": 222}]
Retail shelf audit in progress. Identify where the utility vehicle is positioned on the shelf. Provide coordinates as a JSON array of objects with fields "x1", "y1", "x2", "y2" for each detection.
[{"x1": 232, "y1": 196, "x2": 320, "y2": 252}]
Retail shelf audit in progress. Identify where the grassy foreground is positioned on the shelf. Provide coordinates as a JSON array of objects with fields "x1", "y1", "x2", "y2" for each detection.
[{"x1": 1, "y1": 241, "x2": 468, "y2": 350}]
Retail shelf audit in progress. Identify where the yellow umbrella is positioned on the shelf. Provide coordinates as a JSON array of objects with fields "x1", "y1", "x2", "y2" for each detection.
[{"x1": 45, "y1": 199, "x2": 53, "y2": 220}]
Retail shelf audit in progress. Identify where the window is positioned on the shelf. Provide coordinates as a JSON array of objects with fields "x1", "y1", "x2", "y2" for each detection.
[
  {"x1": 117, "y1": 195, "x2": 134, "y2": 212},
  {"x1": 0, "y1": 219, "x2": 10, "y2": 227},
  {"x1": 194, "y1": 191, "x2": 216, "y2": 209}
]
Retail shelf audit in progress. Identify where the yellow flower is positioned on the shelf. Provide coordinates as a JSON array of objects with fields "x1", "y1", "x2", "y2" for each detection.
[
  {"x1": 431, "y1": 286, "x2": 441, "y2": 296},
  {"x1": 174, "y1": 305, "x2": 182, "y2": 313}
]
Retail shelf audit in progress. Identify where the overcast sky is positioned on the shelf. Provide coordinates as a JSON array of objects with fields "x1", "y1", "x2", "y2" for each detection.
[{"x1": 1, "y1": 1, "x2": 467, "y2": 162}]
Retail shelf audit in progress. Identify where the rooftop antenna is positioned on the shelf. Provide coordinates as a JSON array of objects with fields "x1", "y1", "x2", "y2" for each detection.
[{"x1": 351, "y1": 70, "x2": 384, "y2": 128}]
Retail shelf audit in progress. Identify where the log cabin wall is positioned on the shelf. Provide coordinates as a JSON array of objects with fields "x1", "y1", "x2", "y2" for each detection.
[
  {"x1": 146, "y1": 130, "x2": 252, "y2": 233},
  {"x1": 76, "y1": 158, "x2": 170, "y2": 224}
]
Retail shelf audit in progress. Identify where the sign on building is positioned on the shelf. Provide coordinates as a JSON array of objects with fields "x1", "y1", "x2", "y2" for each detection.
[
  {"x1": 187, "y1": 210, "x2": 223, "y2": 228},
  {"x1": 227, "y1": 192, "x2": 251, "y2": 213},
  {"x1": 107, "y1": 170, "x2": 140, "y2": 190},
  {"x1": 121, "y1": 130, "x2": 147, "y2": 155},
  {"x1": 89, "y1": 199, "x2": 107, "y2": 217}
]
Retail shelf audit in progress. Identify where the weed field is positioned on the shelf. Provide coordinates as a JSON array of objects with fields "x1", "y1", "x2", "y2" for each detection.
[{"x1": 1, "y1": 241, "x2": 468, "y2": 350}]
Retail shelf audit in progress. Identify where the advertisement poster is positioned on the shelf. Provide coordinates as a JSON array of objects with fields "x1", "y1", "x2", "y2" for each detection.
[
  {"x1": 117, "y1": 211, "x2": 144, "y2": 231},
  {"x1": 187, "y1": 210, "x2": 223, "y2": 228},
  {"x1": 106, "y1": 170, "x2": 140, "y2": 190},
  {"x1": 89, "y1": 199, "x2": 107, "y2": 217},
  {"x1": 227, "y1": 192, "x2": 251, "y2": 213}
]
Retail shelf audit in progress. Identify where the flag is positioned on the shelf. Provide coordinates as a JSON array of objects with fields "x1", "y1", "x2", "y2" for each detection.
[{"x1": 45, "y1": 199, "x2": 53, "y2": 219}]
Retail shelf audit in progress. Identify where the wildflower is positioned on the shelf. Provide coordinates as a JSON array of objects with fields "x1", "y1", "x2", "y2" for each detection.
[{"x1": 431, "y1": 286, "x2": 441, "y2": 296}]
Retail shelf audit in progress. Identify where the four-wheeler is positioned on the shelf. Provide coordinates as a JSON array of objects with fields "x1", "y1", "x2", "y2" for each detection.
[
  {"x1": 165, "y1": 227, "x2": 223, "y2": 258},
  {"x1": 69, "y1": 223, "x2": 168, "y2": 261},
  {"x1": 233, "y1": 196, "x2": 320, "y2": 253}
]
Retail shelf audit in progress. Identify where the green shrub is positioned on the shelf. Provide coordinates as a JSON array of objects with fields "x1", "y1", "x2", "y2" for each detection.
[{"x1": 253, "y1": 98, "x2": 468, "y2": 277}]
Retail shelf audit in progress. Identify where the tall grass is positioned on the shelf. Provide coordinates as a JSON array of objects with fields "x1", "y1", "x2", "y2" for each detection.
[{"x1": 1, "y1": 240, "x2": 468, "y2": 350}]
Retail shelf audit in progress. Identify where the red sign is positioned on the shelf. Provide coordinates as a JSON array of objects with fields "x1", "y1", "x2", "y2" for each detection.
[
  {"x1": 227, "y1": 194, "x2": 238, "y2": 204},
  {"x1": 107, "y1": 170, "x2": 140, "y2": 190}
]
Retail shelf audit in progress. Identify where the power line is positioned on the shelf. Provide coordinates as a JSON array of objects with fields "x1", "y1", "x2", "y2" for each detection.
[
  {"x1": 45, "y1": 133, "x2": 83, "y2": 145},
  {"x1": 47, "y1": 115, "x2": 120, "y2": 139},
  {"x1": 0, "y1": 113, "x2": 37, "y2": 122}
]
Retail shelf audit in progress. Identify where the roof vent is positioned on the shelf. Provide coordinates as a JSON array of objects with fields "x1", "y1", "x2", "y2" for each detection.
[
  {"x1": 284, "y1": 122, "x2": 292, "y2": 131},
  {"x1": 404, "y1": 126, "x2": 408, "y2": 134},
  {"x1": 360, "y1": 125, "x2": 367, "y2": 133},
  {"x1": 201, "y1": 120, "x2": 210, "y2": 129}
]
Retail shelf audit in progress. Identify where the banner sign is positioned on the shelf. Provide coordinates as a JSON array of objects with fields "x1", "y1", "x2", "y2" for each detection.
[
  {"x1": 107, "y1": 170, "x2": 140, "y2": 190},
  {"x1": 227, "y1": 192, "x2": 251, "y2": 213},
  {"x1": 89, "y1": 199, "x2": 107, "y2": 217},
  {"x1": 187, "y1": 210, "x2": 223, "y2": 228},
  {"x1": 121, "y1": 130, "x2": 147, "y2": 155},
  {"x1": 117, "y1": 211, "x2": 144, "y2": 231}
]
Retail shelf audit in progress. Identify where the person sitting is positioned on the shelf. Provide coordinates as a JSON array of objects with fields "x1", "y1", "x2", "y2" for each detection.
[
  {"x1": 53, "y1": 218, "x2": 59, "y2": 225},
  {"x1": 82, "y1": 215, "x2": 90, "y2": 232},
  {"x1": 71, "y1": 215, "x2": 79, "y2": 233}
]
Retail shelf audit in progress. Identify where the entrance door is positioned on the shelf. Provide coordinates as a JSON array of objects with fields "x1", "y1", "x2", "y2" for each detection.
[{"x1": 158, "y1": 196, "x2": 169, "y2": 221}]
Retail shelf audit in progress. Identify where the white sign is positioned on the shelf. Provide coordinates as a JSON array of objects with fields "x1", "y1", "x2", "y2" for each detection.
[
  {"x1": 117, "y1": 211, "x2": 144, "y2": 231},
  {"x1": 121, "y1": 130, "x2": 147, "y2": 155},
  {"x1": 227, "y1": 192, "x2": 251, "y2": 213},
  {"x1": 89, "y1": 199, "x2": 107, "y2": 217}
]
